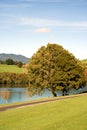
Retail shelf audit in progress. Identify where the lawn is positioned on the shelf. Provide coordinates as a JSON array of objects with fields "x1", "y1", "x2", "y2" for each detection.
[
  {"x1": 0, "y1": 94, "x2": 87, "y2": 130},
  {"x1": 0, "y1": 64, "x2": 23, "y2": 73}
]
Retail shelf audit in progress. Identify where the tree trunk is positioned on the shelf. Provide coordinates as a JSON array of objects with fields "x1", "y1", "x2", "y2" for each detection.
[
  {"x1": 62, "y1": 89, "x2": 68, "y2": 96},
  {"x1": 62, "y1": 89, "x2": 65, "y2": 96},
  {"x1": 52, "y1": 90, "x2": 57, "y2": 97}
]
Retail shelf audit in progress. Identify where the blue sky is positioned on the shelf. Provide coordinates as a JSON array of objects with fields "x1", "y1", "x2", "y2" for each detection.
[{"x1": 0, "y1": 0, "x2": 87, "y2": 59}]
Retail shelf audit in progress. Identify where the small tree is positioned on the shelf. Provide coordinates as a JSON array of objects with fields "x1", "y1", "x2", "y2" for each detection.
[
  {"x1": 5, "y1": 58, "x2": 14, "y2": 65},
  {"x1": 17, "y1": 61, "x2": 23, "y2": 68},
  {"x1": 28, "y1": 43, "x2": 86, "y2": 96}
]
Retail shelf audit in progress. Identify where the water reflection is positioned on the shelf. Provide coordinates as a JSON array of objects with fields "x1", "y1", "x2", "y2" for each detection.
[
  {"x1": 25, "y1": 90, "x2": 33, "y2": 97},
  {"x1": 0, "y1": 84, "x2": 87, "y2": 104},
  {"x1": 0, "y1": 89, "x2": 10, "y2": 103},
  {"x1": 0, "y1": 85, "x2": 53, "y2": 104},
  {"x1": 0, "y1": 87, "x2": 28, "y2": 104}
]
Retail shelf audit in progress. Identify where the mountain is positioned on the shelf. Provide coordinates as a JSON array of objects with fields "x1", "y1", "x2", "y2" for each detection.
[{"x1": 0, "y1": 53, "x2": 29, "y2": 63}]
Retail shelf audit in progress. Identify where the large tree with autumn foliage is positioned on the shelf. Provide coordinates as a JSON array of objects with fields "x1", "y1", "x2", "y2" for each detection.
[{"x1": 28, "y1": 43, "x2": 86, "y2": 96}]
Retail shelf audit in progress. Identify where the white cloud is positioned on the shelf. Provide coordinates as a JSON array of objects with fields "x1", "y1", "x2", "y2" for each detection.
[
  {"x1": 62, "y1": 22, "x2": 87, "y2": 27},
  {"x1": 20, "y1": 17, "x2": 87, "y2": 28},
  {"x1": 20, "y1": 17, "x2": 60, "y2": 27},
  {"x1": 34, "y1": 28, "x2": 51, "y2": 33},
  {"x1": 1, "y1": 14, "x2": 87, "y2": 32}
]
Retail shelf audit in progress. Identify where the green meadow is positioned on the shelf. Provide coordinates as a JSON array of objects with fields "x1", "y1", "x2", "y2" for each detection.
[
  {"x1": 0, "y1": 64, "x2": 23, "y2": 73},
  {"x1": 0, "y1": 94, "x2": 87, "y2": 130}
]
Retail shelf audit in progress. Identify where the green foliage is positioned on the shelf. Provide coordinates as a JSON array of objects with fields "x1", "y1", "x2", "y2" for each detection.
[
  {"x1": 28, "y1": 43, "x2": 86, "y2": 96},
  {"x1": 0, "y1": 64, "x2": 29, "y2": 84},
  {"x1": 5, "y1": 58, "x2": 14, "y2": 65},
  {"x1": 17, "y1": 61, "x2": 23, "y2": 68},
  {"x1": 0, "y1": 60, "x2": 5, "y2": 64},
  {"x1": 0, "y1": 58, "x2": 25, "y2": 68},
  {"x1": 0, "y1": 72, "x2": 28, "y2": 84}
]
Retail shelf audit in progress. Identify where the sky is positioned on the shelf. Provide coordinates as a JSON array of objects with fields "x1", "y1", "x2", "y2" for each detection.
[{"x1": 0, "y1": 0, "x2": 87, "y2": 60}]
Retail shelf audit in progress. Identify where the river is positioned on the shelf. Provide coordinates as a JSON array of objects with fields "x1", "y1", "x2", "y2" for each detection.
[{"x1": 0, "y1": 85, "x2": 87, "y2": 104}]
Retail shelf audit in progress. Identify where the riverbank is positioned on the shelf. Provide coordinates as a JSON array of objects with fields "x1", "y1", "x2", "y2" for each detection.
[{"x1": 0, "y1": 93, "x2": 87, "y2": 111}]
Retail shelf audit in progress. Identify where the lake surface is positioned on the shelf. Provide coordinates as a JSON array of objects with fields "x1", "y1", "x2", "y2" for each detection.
[{"x1": 0, "y1": 85, "x2": 87, "y2": 104}]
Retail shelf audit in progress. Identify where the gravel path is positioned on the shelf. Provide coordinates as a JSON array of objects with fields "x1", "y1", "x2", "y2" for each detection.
[{"x1": 0, "y1": 93, "x2": 87, "y2": 111}]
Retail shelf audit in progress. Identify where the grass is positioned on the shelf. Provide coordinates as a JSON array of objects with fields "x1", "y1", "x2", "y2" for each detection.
[
  {"x1": 0, "y1": 94, "x2": 87, "y2": 130},
  {"x1": 0, "y1": 64, "x2": 24, "y2": 73}
]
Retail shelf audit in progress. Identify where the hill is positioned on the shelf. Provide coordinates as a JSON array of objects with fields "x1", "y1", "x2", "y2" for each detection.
[
  {"x1": 81, "y1": 59, "x2": 87, "y2": 68},
  {"x1": 0, "y1": 53, "x2": 29, "y2": 63},
  {"x1": 81, "y1": 59, "x2": 87, "y2": 64}
]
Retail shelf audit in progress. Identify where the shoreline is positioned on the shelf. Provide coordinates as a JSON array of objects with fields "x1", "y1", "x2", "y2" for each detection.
[{"x1": 0, "y1": 93, "x2": 87, "y2": 111}]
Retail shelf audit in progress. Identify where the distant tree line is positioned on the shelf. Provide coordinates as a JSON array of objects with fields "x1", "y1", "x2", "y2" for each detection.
[
  {"x1": 0, "y1": 58, "x2": 23, "y2": 68},
  {"x1": 0, "y1": 72, "x2": 28, "y2": 84}
]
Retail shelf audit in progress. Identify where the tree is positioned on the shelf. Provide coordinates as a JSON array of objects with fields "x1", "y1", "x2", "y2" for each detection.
[
  {"x1": 5, "y1": 58, "x2": 14, "y2": 65},
  {"x1": 17, "y1": 61, "x2": 23, "y2": 68},
  {"x1": 28, "y1": 43, "x2": 86, "y2": 96}
]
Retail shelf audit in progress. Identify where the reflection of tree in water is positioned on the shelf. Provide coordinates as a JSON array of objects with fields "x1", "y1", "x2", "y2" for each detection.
[
  {"x1": 25, "y1": 88, "x2": 44, "y2": 98},
  {"x1": 0, "y1": 90, "x2": 10, "y2": 103},
  {"x1": 25, "y1": 89, "x2": 33, "y2": 97}
]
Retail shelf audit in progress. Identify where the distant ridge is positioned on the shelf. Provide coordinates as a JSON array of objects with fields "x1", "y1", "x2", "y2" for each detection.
[{"x1": 0, "y1": 53, "x2": 29, "y2": 63}]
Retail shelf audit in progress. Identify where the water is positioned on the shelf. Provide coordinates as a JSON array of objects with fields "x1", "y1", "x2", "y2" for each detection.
[
  {"x1": 0, "y1": 86, "x2": 53, "y2": 104},
  {"x1": 0, "y1": 85, "x2": 87, "y2": 104}
]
